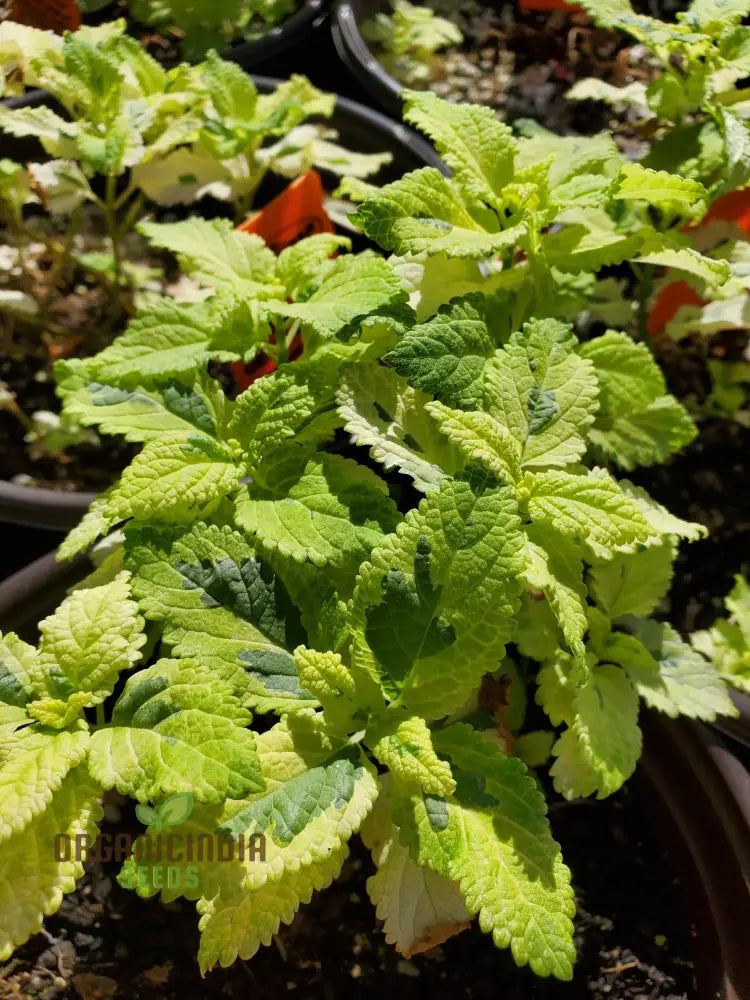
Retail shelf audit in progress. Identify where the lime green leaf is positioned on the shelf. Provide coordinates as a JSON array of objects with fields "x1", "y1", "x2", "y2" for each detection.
[
  {"x1": 396, "y1": 724, "x2": 575, "y2": 980},
  {"x1": 524, "y1": 469, "x2": 653, "y2": 560},
  {"x1": 337, "y1": 363, "x2": 459, "y2": 492},
  {"x1": 277, "y1": 233, "x2": 351, "y2": 298},
  {"x1": 0, "y1": 729, "x2": 89, "y2": 841},
  {"x1": 580, "y1": 329, "x2": 697, "y2": 469},
  {"x1": 264, "y1": 252, "x2": 408, "y2": 340},
  {"x1": 686, "y1": 0, "x2": 750, "y2": 27},
  {"x1": 120, "y1": 715, "x2": 374, "y2": 903},
  {"x1": 125, "y1": 522, "x2": 314, "y2": 714},
  {"x1": 227, "y1": 366, "x2": 335, "y2": 476},
  {"x1": 626, "y1": 620, "x2": 737, "y2": 720},
  {"x1": 0, "y1": 104, "x2": 77, "y2": 158},
  {"x1": 105, "y1": 433, "x2": 240, "y2": 524},
  {"x1": 521, "y1": 525, "x2": 587, "y2": 666},
  {"x1": 194, "y1": 734, "x2": 376, "y2": 974},
  {"x1": 0, "y1": 767, "x2": 102, "y2": 962},
  {"x1": 59, "y1": 368, "x2": 229, "y2": 444},
  {"x1": 588, "y1": 397, "x2": 697, "y2": 470},
  {"x1": 88, "y1": 661, "x2": 262, "y2": 804},
  {"x1": 401, "y1": 90, "x2": 515, "y2": 212},
  {"x1": 235, "y1": 452, "x2": 400, "y2": 570},
  {"x1": 351, "y1": 480, "x2": 525, "y2": 719},
  {"x1": 579, "y1": 331, "x2": 665, "y2": 413},
  {"x1": 550, "y1": 664, "x2": 641, "y2": 800},
  {"x1": 726, "y1": 575, "x2": 750, "y2": 644},
  {"x1": 634, "y1": 233, "x2": 730, "y2": 288},
  {"x1": 598, "y1": 632, "x2": 661, "y2": 675},
  {"x1": 56, "y1": 488, "x2": 119, "y2": 562},
  {"x1": 588, "y1": 541, "x2": 676, "y2": 619},
  {"x1": 486, "y1": 319, "x2": 599, "y2": 469},
  {"x1": 368, "y1": 711, "x2": 456, "y2": 796},
  {"x1": 292, "y1": 647, "x2": 358, "y2": 730},
  {"x1": 28, "y1": 575, "x2": 145, "y2": 726},
  {"x1": 352, "y1": 167, "x2": 526, "y2": 259},
  {"x1": 513, "y1": 731, "x2": 555, "y2": 769},
  {"x1": 197, "y1": 840, "x2": 347, "y2": 971},
  {"x1": 617, "y1": 479, "x2": 707, "y2": 542},
  {"x1": 362, "y1": 789, "x2": 471, "y2": 958},
  {"x1": 138, "y1": 218, "x2": 280, "y2": 297},
  {"x1": 383, "y1": 293, "x2": 507, "y2": 409},
  {"x1": 535, "y1": 652, "x2": 582, "y2": 728},
  {"x1": 201, "y1": 49, "x2": 258, "y2": 124},
  {"x1": 429, "y1": 402, "x2": 521, "y2": 484},
  {"x1": 613, "y1": 163, "x2": 707, "y2": 219},
  {"x1": 565, "y1": 78, "x2": 650, "y2": 110},
  {"x1": 0, "y1": 633, "x2": 43, "y2": 707},
  {"x1": 83, "y1": 297, "x2": 245, "y2": 386}
]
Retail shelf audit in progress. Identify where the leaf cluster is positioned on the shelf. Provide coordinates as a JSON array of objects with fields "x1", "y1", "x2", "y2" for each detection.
[{"x1": 0, "y1": 88, "x2": 739, "y2": 979}]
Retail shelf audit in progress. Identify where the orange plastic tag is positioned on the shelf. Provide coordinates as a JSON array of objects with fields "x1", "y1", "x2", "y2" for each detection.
[
  {"x1": 8, "y1": 0, "x2": 81, "y2": 33},
  {"x1": 696, "y1": 188, "x2": 750, "y2": 235},
  {"x1": 232, "y1": 171, "x2": 334, "y2": 391},
  {"x1": 237, "y1": 170, "x2": 334, "y2": 254},
  {"x1": 647, "y1": 281, "x2": 705, "y2": 339},
  {"x1": 648, "y1": 190, "x2": 750, "y2": 336}
]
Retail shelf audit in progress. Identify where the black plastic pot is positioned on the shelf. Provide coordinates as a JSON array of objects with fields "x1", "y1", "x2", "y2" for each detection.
[
  {"x1": 712, "y1": 688, "x2": 750, "y2": 754},
  {"x1": 331, "y1": 0, "x2": 405, "y2": 119},
  {"x1": 1, "y1": 551, "x2": 749, "y2": 1000},
  {"x1": 0, "y1": 548, "x2": 92, "y2": 639},
  {"x1": 223, "y1": 0, "x2": 332, "y2": 71},
  {"x1": 0, "y1": 77, "x2": 441, "y2": 534},
  {"x1": 639, "y1": 713, "x2": 750, "y2": 1000},
  {"x1": 54, "y1": 0, "x2": 332, "y2": 70}
]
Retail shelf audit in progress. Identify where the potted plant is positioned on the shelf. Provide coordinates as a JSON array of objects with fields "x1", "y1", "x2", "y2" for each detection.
[
  {"x1": 0, "y1": 88, "x2": 746, "y2": 993},
  {"x1": 37, "y1": 0, "x2": 335, "y2": 68},
  {"x1": 566, "y1": 0, "x2": 750, "y2": 696},
  {"x1": 332, "y1": 0, "x2": 630, "y2": 126},
  {"x1": 0, "y1": 18, "x2": 440, "y2": 533},
  {"x1": 692, "y1": 575, "x2": 750, "y2": 749}
]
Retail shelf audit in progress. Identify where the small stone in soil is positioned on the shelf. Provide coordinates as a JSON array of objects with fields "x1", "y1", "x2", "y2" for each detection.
[{"x1": 396, "y1": 960, "x2": 420, "y2": 978}]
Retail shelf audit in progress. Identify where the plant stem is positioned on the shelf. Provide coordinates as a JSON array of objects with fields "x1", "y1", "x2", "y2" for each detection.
[
  {"x1": 632, "y1": 263, "x2": 654, "y2": 343},
  {"x1": 118, "y1": 193, "x2": 145, "y2": 243},
  {"x1": 104, "y1": 172, "x2": 122, "y2": 292},
  {"x1": 1, "y1": 391, "x2": 36, "y2": 435},
  {"x1": 95, "y1": 704, "x2": 106, "y2": 728},
  {"x1": 39, "y1": 204, "x2": 83, "y2": 317}
]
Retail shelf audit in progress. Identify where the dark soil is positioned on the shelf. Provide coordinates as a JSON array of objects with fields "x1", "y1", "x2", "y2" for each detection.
[
  {"x1": 0, "y1": 354, "x2": 137, "y2": 494},
  {"x1": 0, "y1": 781, "x2": 694, "y2": 1000},
  {"x1": 0, "y1": 213, "x2": 158, "y2": 492},
  {"x1": 364, "y1": 0, "x2": 662, "y2": 146}
]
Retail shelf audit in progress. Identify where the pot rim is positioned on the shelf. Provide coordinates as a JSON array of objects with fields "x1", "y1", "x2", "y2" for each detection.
[
  {"x1": 221, "y1": 0, "x2": 332, "y2": 69},
  {"x1": 0, "y1": 75, "x2": 441, "y2": 532},
  {"x1": 331, "y1": 0, "x2": 404, "y2": 118},
  {"x1": 712, "y1": 687, "x2": 750, "y2": 751}
]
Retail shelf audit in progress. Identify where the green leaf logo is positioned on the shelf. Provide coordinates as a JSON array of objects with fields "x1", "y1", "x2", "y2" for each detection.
[
  {"x1": 155, "y1": 792, "x2": 195, "y2": 828},
  {"x1": 135, "y1": 802, "x2": 159, "y2": 829},
  {"x1": 135, "y1": 793, "x2": 195, "y2": 832}
]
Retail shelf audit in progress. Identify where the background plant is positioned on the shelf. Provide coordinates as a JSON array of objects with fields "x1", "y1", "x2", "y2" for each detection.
[
  {"x1": 96, "y1": 0, "x2": 300, "y2": 62},
  {"x1": 693, "y1": 574, "x2": 750, "y2": 694},
  {"x1": 11, "y1": 91, "x2": 733, "y2": 975},
  {"x1": 0, "y1": 19, "x2": 385, "y2": 292},
  {"x1": 567, "y1": 0, "x2": 750, "y2": 413},
  {"x1": 0, "y1": 18, "x2": 388, "y2": 459},
  {"x1": 361, "y1": 0, "x2": 462, "y2": 88}
]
